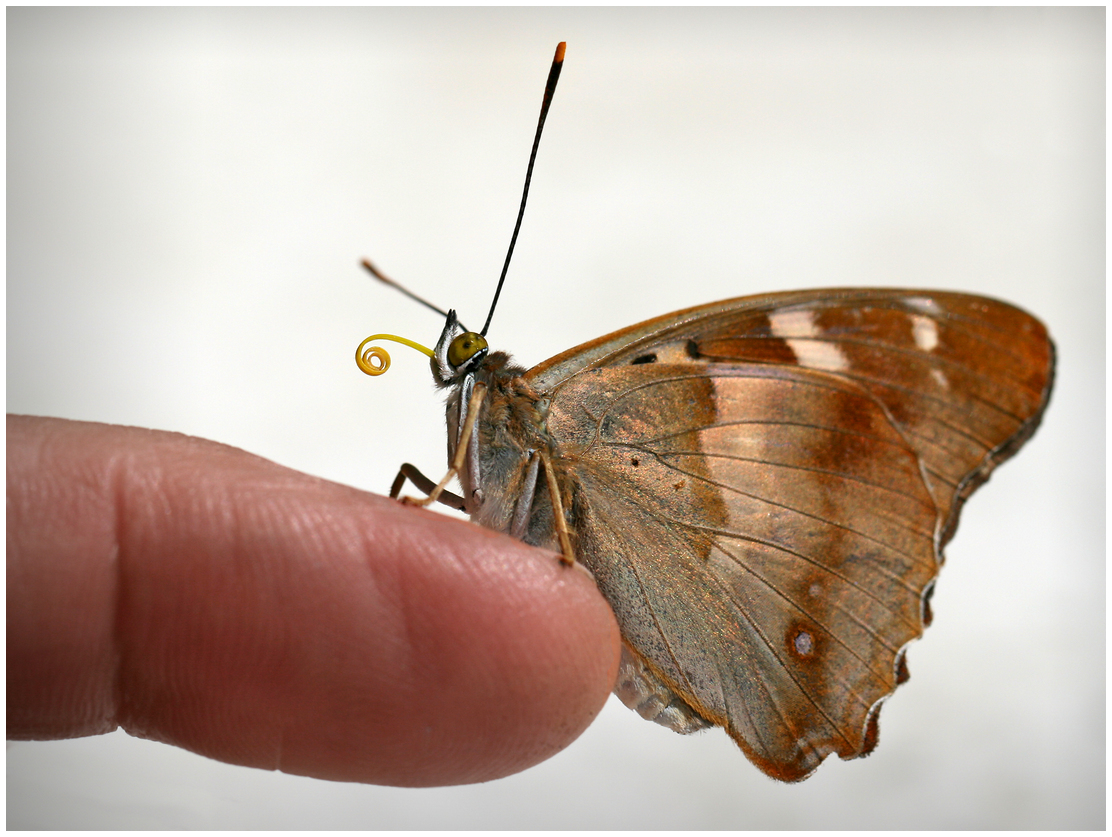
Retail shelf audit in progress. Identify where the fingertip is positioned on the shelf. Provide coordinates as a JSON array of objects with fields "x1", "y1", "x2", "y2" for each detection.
[{"x1": 267, "y1": 497, "x2": 622, "y2": 786}]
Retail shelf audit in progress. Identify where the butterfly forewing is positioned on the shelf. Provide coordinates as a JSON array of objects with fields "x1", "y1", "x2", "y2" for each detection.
[
  {"x1": 524, "y1": 289, "x2": 1053, "y2": 780},
  {"x1": 530, "y1": 290, "x2": 1054, "y2": 543}
]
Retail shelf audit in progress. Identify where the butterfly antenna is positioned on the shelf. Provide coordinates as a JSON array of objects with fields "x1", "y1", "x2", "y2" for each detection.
[
  {"x1": 480, "y1": 41, "x2": 566, "y2": 337},
  {"x1": 362, "y1": 258, "x2": 451, "y2": 319}
]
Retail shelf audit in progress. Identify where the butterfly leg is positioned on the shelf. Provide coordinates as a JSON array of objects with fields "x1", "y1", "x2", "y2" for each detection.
[
  {"x1": 538, "y1": 449, "x2": 575, "y2": 566},
  {"x1": 397, "y1": 381, "x2": 488, "y2": 510},
  {"x1": 509, "y1": 452, "x2": 540, "y2": 539},
  {"x1": 389, "y1": 464, "x2": 465, "y2": 511}
]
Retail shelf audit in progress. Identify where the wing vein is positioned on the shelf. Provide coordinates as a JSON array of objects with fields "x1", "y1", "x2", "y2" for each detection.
[{"x1": 645, "y1": 455, "x2": 936, "y2": 571}]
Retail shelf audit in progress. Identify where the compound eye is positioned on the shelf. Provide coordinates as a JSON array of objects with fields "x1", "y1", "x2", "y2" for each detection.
[{"x1": 447, "y1": 332, "x2": 488, "y2": 368}]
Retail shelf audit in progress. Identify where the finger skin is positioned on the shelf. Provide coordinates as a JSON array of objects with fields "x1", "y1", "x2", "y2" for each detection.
[{"x1": 7, "y1": 415, "x2": 621, "y2": 786}]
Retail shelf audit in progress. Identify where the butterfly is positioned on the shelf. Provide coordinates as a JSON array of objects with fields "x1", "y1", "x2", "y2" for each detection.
[{"x1": 356, "y1": 44, "x2": 1056, "y2": 782}]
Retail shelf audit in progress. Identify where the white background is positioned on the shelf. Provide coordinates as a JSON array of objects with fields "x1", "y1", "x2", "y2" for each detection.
[{"x1": 7, "y1": 7, "x2": 1104, "y2": 829}]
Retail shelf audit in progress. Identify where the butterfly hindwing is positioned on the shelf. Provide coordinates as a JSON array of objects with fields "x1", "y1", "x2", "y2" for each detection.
[{"x1": 544, "y1": 361, "x2": 939, "y2": 780}]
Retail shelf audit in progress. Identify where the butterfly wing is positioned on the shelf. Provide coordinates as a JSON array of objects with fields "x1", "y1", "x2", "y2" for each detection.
[{"x1": 526, "y1": 289, "x2": 1053, "y2": 781}]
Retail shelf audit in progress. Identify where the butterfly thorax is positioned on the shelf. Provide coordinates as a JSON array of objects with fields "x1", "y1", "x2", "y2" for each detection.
[{"x1": 446, "y1": 350, "x2": 569, "y2": 551}]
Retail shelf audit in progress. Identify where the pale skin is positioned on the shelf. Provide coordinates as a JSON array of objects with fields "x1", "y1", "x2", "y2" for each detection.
[{"x1": 6, "y1": 415, "x2": 620, "y2": 787}]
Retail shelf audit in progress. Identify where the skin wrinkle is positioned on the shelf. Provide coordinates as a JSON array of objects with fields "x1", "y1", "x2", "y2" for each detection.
[
  {"x1": 280, "y1": 488, "x2": 412, "y2": 776},
  {"x1": 10, "y1": 421, "x2": 123, "y2": 738},
  {"x1": 80, "y1": 429, "x2": 124, "y2": 736},
  {"x1": 114, "y1": 436, "x2": 195, "y2": 742},
  {"x1": 361, "y1": 507, "x2": 564, "y2": 783},
  {"x1": 248, "y1": 489, "x2": 302, "y2": 774},
  {"x1": 115, "y1": 445, "x2": 171, "y2": 742},
  {"x1": 109, "y1": 447, "x2": 128, "y2": 738},
  {"x1": 287, "y1": 505, "x2": 389, "y2": 778},
  {"x1": 365, "y1": 507, "x2": 493, "y2": 776}
]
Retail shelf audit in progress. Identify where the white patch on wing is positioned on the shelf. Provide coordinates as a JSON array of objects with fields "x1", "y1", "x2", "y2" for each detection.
[
  {"x1": 904, "y1": 296, "x2": 943, "y2": 315},
  {"x1": 911, "y1": 314, "x2": 939, "y2": 352},
  {"x1": 931, "y1": 367, "x2": 950, "y2": 389},
  {"x1": 768, "y1": 308, "x2": 817, "y2": 338},
  {"x1": 789, "y1": 339, "x2": 850, "y2": 372},
  {"x1": 768, "y1": 308, "x2": 850, "y2": 372}
]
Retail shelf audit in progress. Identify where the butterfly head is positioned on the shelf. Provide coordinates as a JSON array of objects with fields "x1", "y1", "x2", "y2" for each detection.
[
  {"x1": 432, "y1": 309, "x2": 489, "y2": 387},
  {"x1": 353, "y1": 310, "x2": 489, "y2": 387}
]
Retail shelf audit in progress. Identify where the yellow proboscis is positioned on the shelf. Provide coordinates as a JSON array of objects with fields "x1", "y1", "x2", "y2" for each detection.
[{"x1": 356, "y1": 334, "x2": 435, "y2": 376}]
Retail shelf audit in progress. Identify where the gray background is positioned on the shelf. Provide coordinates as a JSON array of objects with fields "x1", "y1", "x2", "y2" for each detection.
[{"x1": 7, "y1": 7, "x2": 1104, "y2": 830}]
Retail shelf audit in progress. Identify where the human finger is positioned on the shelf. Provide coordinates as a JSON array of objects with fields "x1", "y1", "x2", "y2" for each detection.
[{"x1": 6, "y1": 415, "x2": 621, "y2": 786}]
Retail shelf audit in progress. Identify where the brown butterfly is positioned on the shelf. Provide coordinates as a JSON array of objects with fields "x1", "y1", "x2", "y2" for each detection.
[{"x1": 356, "y1": 44, "x2": 1055, "y2": 782}]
